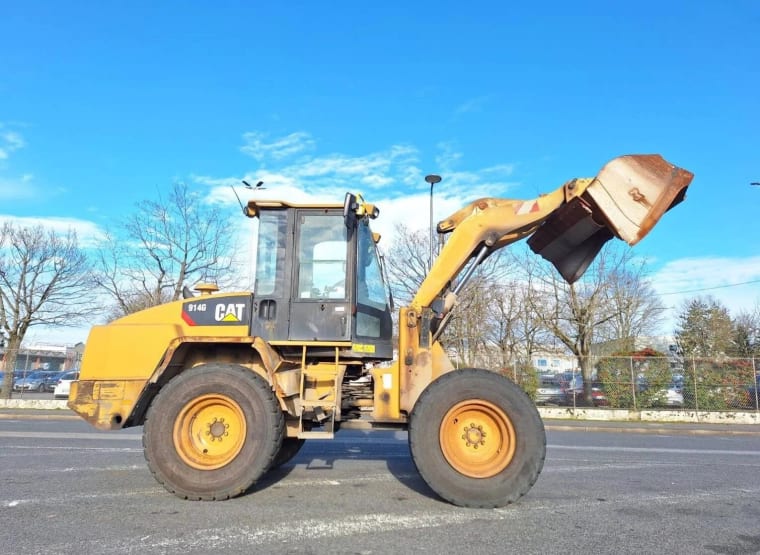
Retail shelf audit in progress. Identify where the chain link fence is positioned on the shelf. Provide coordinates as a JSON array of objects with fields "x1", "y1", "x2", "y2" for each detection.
[
  {"x1": 595, "y1": 356, "x2": 760, "y2": 411},
  {"x1": 3, "y1": 345, "x2": 760, "y2": 412},
  {"x1": 501, "y1": 355, "x2": 760, "y2": 412}
]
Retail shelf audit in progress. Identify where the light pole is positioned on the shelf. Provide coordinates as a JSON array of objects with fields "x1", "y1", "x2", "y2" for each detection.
[{"x1": 425, "y1": 174, "x2": 442, "y2": 270}]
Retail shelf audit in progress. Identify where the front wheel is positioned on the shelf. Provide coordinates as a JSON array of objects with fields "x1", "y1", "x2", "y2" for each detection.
[
  {"x1": 409, "y1": 369, "x2": 545, "y2": 508},
  {"x1": 143, "y1": 363, "x2": 284, "y2": 500}
]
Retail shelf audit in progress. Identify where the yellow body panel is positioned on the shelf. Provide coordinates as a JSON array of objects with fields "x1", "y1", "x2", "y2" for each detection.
[
  {"x1": 79, "y1": 296, "x2": 249, "y2": 382},
  {"x1": 71, "y1": 295, "x2": 251, "y2": 428}
]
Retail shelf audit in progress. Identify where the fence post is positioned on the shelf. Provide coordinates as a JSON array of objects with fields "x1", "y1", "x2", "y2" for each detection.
[
  {"x1": 692, "y1": 355, "x2": 699, "y2": 418},
  {"x1": 753, "y1": 356, "x2": 758, "y2": 413},
  {"x1": 572, "y1": 365, "x2": 577, "y2": 412},
  {"x1": 629, "y1": 356, "x2": 637, "y2": 410}
]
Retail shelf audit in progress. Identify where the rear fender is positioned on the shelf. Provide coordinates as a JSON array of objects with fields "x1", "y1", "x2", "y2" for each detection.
[{"x1": 70, "y1": 337, "x2": 286, "y2": 430}]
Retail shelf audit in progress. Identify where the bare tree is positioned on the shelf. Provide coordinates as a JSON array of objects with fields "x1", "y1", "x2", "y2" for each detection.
[
  {"x1": 524, "y1": 243, "x2": 664, "y2": 403},
  {"x1": 382, "y1": 224, "x2": 507, "y2": 365},
  {"x1": 486, "y1": 278, "x2": 548, "y2": 371},
  {"x1": 598, "y1": 252, "x2": 666, "y2": 348},
  {"x1": 381, "y1": 224, "x2": 429, "y2": 305},
  {"x1": 0, "y1": 223, "x2": 94, "y2": 398},
  {"x1": 94, "y1": 182, "x2": 239, "y2": 318}
]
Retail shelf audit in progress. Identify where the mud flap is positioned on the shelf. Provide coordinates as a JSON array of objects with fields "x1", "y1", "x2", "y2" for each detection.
[{"x1": 527, "y1": 154, "x2": 693, "y2": 283}]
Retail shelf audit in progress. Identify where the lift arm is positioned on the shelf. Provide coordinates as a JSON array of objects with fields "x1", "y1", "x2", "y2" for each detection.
[{"x1": 410, "y1": 154, "x2": 693, "y2": 314}]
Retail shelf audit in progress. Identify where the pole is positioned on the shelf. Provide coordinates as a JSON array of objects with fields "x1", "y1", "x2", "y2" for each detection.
[{"x1": 425, "y1": 174, "x2": 442, "y2": 270}]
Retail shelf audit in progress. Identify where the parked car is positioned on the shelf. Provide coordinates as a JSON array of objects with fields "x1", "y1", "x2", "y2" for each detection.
[
  {"x1": 13, "y1": 370, "x2": 57, "y2": 392},
  {"x1": 43, "y1": 371, "x2": 64, "y2": 392},
  {"x1": 53, "y1": 371, "x2": 79, "y2": 399},
  {"x1": 650, "y1": 383, "x2": 684, "y2": 407},
  {"x1": 558, "y1": 371, "x2": 584, "y2": 405},
  {"x1": 740, "y1": 374, "x2": 760, "y2": 409},
  {"x1": 559, "y1": 372, "x2": 583, "y2": 394},
  {"x1": 536, "y1": 374, "x2": 565, "y2": 405},
  {"x1": 591, "y1": 381, "x2": 608, "y2": 407}
]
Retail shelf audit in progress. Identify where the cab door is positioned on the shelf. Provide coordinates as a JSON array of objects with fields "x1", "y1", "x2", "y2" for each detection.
[
  {"x1": 288, "y1": 210, "x2": 353, "y2": 341},
  {"x1": 250, "y1": 209, "x2": 292, "y2": 341}
]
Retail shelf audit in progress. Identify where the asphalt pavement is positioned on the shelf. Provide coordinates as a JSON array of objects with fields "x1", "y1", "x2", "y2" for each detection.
[
  {"x1": 2, "y1": 418, "x2": 760, "y2": 554},
  {"x1": 1, "y1": 406, "x2": 759, "y2": 436}
]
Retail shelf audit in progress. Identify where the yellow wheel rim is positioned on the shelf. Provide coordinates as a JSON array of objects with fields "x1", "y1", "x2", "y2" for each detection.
[
  {"x1": 173, "y1": 393, "x2": 247, "y2": 471},
  {"x1": 439, "y1": 400, "x2": 516, "y2": 478}
]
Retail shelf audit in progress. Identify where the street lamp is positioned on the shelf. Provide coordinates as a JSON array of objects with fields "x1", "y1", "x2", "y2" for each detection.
[{"x1": 425, "y1": 174, "x2": 442, "y2": 270}]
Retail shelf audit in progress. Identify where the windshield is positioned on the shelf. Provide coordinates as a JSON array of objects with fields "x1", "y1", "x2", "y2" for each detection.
[
  {"x1": 357, "y1": 221, "x2": 388, "y2": 310},
  {"x1": 355, "y1": 220, "x2": 390, "y2": 338}
]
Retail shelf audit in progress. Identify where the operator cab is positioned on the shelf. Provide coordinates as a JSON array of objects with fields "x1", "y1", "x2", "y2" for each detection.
[{"x1": 247, "y1": 194, "x2": 393, "y2": 360}]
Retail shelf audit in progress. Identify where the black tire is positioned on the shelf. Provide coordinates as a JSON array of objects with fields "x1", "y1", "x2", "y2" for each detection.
[
  {"x1": 409, "y1": 369, "x2": 545, "y2": 508},
  {"x1": 143, "y1": 363, "x2": 284, "y2": 500},
  {"x1": 270, "y1": 438, "x2": 306, "y2": 470}
]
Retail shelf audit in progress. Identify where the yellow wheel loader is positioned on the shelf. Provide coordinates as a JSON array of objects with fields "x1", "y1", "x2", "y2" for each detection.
[{"x1": 68, "y1": 154, "x2": 692, "y2": 507}]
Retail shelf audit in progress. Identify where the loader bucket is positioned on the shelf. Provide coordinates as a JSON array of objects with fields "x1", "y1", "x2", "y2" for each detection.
[{"x1": 527, "y1": 154, "x2": 693, "y2": 283}]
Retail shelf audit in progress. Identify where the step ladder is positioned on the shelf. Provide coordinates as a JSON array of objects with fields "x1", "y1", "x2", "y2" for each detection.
[{"x1": 297, "y1": 347, "x2": 340, "y2": 439}]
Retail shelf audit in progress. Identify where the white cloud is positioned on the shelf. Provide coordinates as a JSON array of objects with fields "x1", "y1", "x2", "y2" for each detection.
[
  {"x1": 0, "y1": 130, "x2": 25, "y2": 160},
  {"x1": 197, "y1": 135, "x2": 521, "y2": 252},
  {"x1": 651, "y1": 256, "x2": 760, "y2": 333},
  {"x1": 240, "y1": 131, "x2": 315, "y2": 161},
  {"x1": 453, "y1": 95, "x2": 490, "y2": 117},
  {"x1": 0, "y1": 214, "x2": 105, "y2": 248},
  {"x1": 0, "y1": 176, "x2": 38, "y2": 201}
]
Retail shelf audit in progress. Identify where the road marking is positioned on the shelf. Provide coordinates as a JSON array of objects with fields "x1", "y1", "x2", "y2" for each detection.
[
  {"x1": 3, "y1": 488, "x2": 163, "y2": 508},
  {"x1": 0, "y1": 445, "x2": 140, "y2": 452},
  {"x1": 550, "y1": 444, "x2": 760, "y2": 457},
  {"x1": 10, "y1": 464, "x2": 145, "y2": 474},
  {"x1": 4, "y1": 430, "x2": 759, "y2": 458},
  {"x1": 89, "y1": 487, "x2": 760, "y2": 553},
  {"x1": 0, "y1": 431, "x2": 141, "y2": 440}
]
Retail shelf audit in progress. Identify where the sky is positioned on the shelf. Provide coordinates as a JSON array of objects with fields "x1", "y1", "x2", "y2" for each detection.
[{"x1": 1, "y1": 1, "x2": 759, "y2": 346}]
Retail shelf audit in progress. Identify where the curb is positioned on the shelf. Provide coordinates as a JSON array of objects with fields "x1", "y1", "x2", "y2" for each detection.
[
  {"x1": 0, "y1": 399, "x2": 69, "y2": 410},
  {"x1": 0, "y1": 412, "x2": 81, "y2": 420}
]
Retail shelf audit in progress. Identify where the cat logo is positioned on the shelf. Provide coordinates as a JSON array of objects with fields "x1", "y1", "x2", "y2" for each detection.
[{"x1": 215, "y1": 303, "x2": 246, "y2": 322}]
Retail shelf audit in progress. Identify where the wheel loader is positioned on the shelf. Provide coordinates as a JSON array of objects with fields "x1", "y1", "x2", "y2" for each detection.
[{"x1": 68, "y1": 154, "x2": 693, "y2": 508}]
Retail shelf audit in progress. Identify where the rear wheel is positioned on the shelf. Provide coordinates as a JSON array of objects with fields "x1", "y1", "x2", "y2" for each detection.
[
  {"x1": 143, "y1": 363, "x2": 283, "y2": 500},
  {"x1": 409, "y1": 369, "x2": 545, "y2": 508}
]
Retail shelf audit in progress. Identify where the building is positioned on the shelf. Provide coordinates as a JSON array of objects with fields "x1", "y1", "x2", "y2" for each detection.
[{"x1": 0, "y1": 343, "x2": 84, "y2": 373}]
